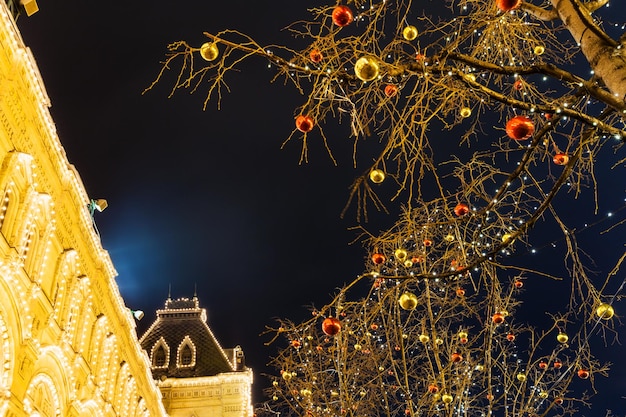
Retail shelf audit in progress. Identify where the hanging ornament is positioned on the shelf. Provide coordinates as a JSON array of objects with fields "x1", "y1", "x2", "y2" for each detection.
[
  {"x1": 534, "y1": 45, "x2": 545, "y2": 55},
  {"x1": 451, "y1": 352, "x2": 463, "y2": 363},
  {"x1": 596, "y1": 303, "x2": 614, "y2": 320},
  {"x1": 496, "y1": 0, "x2": 521, "y2": 11},
  {"x1": 506, "y1": 115, "x2": 535, "y2": 141},
  {"x1": 577, "y1": 369, "x2": 590, "y2": 379},
  {"x1": 398, "y1": 292, "x2": 418, "y2": 310},
  {"x1": 295, "y1": 115, "x2": 315, "y2": 133},
  {"x1": 454, "y1": 203, "x2": 470, "y2": 216},
  {"x1": 309, "y1": 49, "x2": 323, "y2": 63},
  {"x1": 419, "y1": 334, "x2": 430, "y2": 343},
  {"x1": 538, "y1": 361, "x2": 548, "y2": 369},
  {"x1": 514, "y1": 279, "x2": 523, "y2": 288},
  {"x1": 516, "y1": 373, "x2": 526, "y2": 382},
  {"x1": 458, "y1": 331, "x2": 468, "y2": 344},
  {"x1": 322, "y1": 317, "x2": 341, "y2": 336},
  {"x1": 423, "y1": 239, "x2": 433, "y2": 247},
  {"x1": 441, "y1": 394, "x2": 453, "y2": 404},
  {"x1": 371, "y1": 253, "x2": 386, "y2": 264},
  {"x1": 355, "y1": 57, "x2": 380, "y2": 82},
  {"x1": 553, "y1": 359, "x2": 563, "y2": 369},
  {"x1": 502, "y1": 233, "x2": 513, "y2": 243},
  {"x1": 332, "y1": 5, "x2": 353, "y2": 27},
  {"x1": 556, "y1": 332, "x2": 568, "y2": 344},
  {"x1": 456, "y1": 288, "x2": 465, "y2": 296},
  {"x1": 394, "y1": 249, "x2": 408, "y2": 261},
  {"x1": 428, "y1": 384, "x2": 439, "y2": 393},
  {"x1": 291, "y1": 340, "x2": 301, "y2": 348},
  {"x1": 402, "y1": 25, "x2": 418, "y2": 41},
  {"x1": 492, "y1": 312, "x2": 505, "y2": 324},
  {"x1": 403, "y1": 260, "x2": 413, "y2": 267},
  {"x1": 369, "y1": 169, "x2": 385, "y2": 183},
  {"x1": 553, "y1": 153, "x2": 569, "y2": 165},
  {"x1": 554, "y1": 398, "x2": 564, "y2": 405},
  {"x1": 460, "y1": 107, "x2": 472, "y2": 118},
  {"x1": 384, "y1": 84, "x2": 399, "y2": 97},
  {"x1": 282, "y1": 371, "x2": 293, "y2": 380},
  {"x1": 200, "y1": 42, "x2": 219, "y2": 61},
  {"x1": 513, "y1": 79, "x2": 523, "y2": 90},
  {"x1": 506, "y1": 333, "x2": 515, "y2": 341}
]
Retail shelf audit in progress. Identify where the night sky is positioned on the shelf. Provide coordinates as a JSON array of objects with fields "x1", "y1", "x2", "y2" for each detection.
[{"x1": 15, "y1": 0, "x2": 626, "y2": 411}]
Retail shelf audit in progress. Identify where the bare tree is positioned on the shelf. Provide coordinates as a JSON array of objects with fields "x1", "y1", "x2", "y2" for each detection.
[{"x1": 146, "y1": 0, "x2": 626, "y2": 415}]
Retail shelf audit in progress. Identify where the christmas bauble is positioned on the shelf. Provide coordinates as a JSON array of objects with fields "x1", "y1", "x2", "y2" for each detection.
[
  {"x1": 394, "y1": 248, "x2": 408, "y2": 261},
  {"x1": 517, "y1": 373, "x2": 526, "y2": 382},
  {"x1": 513, "y1": 79, "x2": 523, "y2": 90},
  {"x1": 577, "y1": 369, "x2": 590, "y2": 379},
  {"x1": 295, "y1": 115, "x2": 315, "y2": 133},
  {"x1": 553, "y1": 360, "x2": 562, "y2": 369},
  {"x1": 492, "y1": 312, "x2": 505, "y2": 324},
  {"x1": 554, "y1": 398, "x2": 564, "y2": 405},
  {"x1": 384, "y1": 84, "x2": 399, "y2": 97},
  {"x1": 506, "y1": 115, "x2": 535, "y2": 140},
  {"x1": 332, "y1": 5, "x2": 353, "y2": 27},
  {"x1": 441, "y1": 394, "x2": 453, "y2": 404},
  {"x1": 556, "y1": 332, "x2": 568, "y2": 344},
  {"x1": 538, "y1": 361, "x2": 547, "y2": 369},
  {"x1": 458, "y1": 331, "x2": 468, "y2": 340},
  {"x1": 460, "y1": 107, "x2": 472, "y2": 118},
  {"x1": 309, "y1": 49, "x2": 323, "y2": 63},
  {"x1": 371, "y1": 253, "x2": 386, "y2": 264},
  {"x1": 428, "y1": 384, "x2": 439, "y2": 393},
  {"x1": 514, "y1": 280, "x2": 523, "y2": 288},
  {"x1": 419, "y1": 334, "x2": 429, "y2": 343},
  {"x1": 322, "y1": 317, "x2": 342, "y2": 336},
  {"x1": 596, "y1": 303, "x2": 614, "y2": 320},
  {"x1": 454, "y1": 203, "x2": 470, "y2": 216},
  {"x1": 398, "y1": 292, "x2": 418, "y2": 310},
  {"x1": 534, "y1": 45, "x2": 545, "y2": 55},
  {"x1": 451, "y1": 353, "x2": 462, "y2": 363},
  {"x1": 456, "y1": 288, "x2": 465, "y2": 296},
  {"x1": 402, "y1": 25, "x2": 418, "y2": 41},
  {"x1": 553, "y1": 153, "x2": 569, "y2": 165},
  {"x1": 200, "y1": 42, "x2": 219, "y2": 61},
  {"x1": 496, "y1": 0, "x2": 521, "y2": 11},
  {"x1": 369, "y1": 168, "x2": 385, "y2": 183},
  {"x1": 506, "y1": 333, "x2": 515, "y2": 341},
  {"x1": 354, "y1": 57, "x2": 380, "y2": 82}
]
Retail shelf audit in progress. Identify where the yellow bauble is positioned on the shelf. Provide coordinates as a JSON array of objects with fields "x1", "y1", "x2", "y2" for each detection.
[
  {"x1": 441, "y1": 394, "x2": 453, "y2": 404},
  {"x1": 402, "y1": 25, "x2": 418, "y2": 41},
  {"x1": 539, "y1": 391, "x2": 549, "y2": 399},
  {"x1": 399, "y1": 292, "x2": 419, "y2": 310},
  {"x1": 460, "y1": 107, "x2": 472, "y2": 118},
  {"x1": 354, "y1": 343, "x2": 362, "y2": 351},
  {"x1": 533, "y1": 45, "x2": 545, "y2": 55},
  {"x1": 444, "y1": 234, "x2": 455, "y2": 242},
  {"x1": 282, "y1": 371, "x2": 292, "y2": 380},
  {"x1": 419, "y1": 334, "x2": 430, "y2": 343},
  {"x1": 200, "y1": 42, "x2": 219, "y2": 61},
  {"x1": 369, "y1": 169, "x2": 385, "y2": 183},
  {"x1": 301, "y1": 389, "x2": 312, "y2": 397},
  {"x1": 596, "y1": 303, "x2": 614, "y2": 320},
  {"x1": 404, "y1": 260, "x2": 413, "y2": 267},
  {"x1": 557, "y1": 332, "x2": 568, "y2": 344},
  {"x1": 464, "y1": 73, "x2": 476, "y2": 82},
  {"x1": 475, "y1": 364, "x2": 484, "y2": 372},
  {"x1": 395, "y1": 248, "x2": 408, "y2": 261},
  {"x1": 516, "y1": 373, "x2": 526, "y2": 382},
  {"x1": 355, "y1": 57, "x2": 380, "y2": 82},
  {"x1": 458, "y1": 331, "x2": 468, "y2": 339},
  {"x1": 435, "y1": 338, "x2": 444, "y2": 345},
  {"x1": 502, "y1": 233, "x2": 512, "y2": 243}
]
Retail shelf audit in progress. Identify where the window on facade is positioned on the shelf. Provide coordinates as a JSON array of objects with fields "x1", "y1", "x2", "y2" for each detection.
[
  {"x1": 154, "y1": 346, "x2": 166, "y2": 367},
  {"x1": 180, "y1": 344, "x2": 192, "y2": 366}
]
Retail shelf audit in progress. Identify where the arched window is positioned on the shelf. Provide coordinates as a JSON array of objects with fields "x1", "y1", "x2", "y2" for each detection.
[
  {"x1": 180, "y1": 345, "x2": 192, "y2": 366},
  {"x1": 151, "y1": 337, "x2": 169, "y2": 369},
  {"x1": 177, "y1": 336, "x2": 196, "y2": 368},
  {"x1": 154, "y1": 346, "x2": 166, "y2": 367}
]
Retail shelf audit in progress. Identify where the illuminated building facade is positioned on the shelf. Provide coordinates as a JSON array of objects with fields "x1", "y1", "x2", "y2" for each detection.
[
  {"x1": 0, "y1": 1, "x2": 252, "y2": 416},
  {"x1": 140, "y1": 296, "x2": 254, "y2": 417}
]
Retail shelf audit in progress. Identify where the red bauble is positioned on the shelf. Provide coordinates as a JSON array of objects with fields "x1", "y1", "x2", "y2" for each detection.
[
  {"x1": 295, "y1": 115, "x2": 315, "y2": 133},
  {"x1": 451, "y1": 353, "x2": 463, "y2": 363},
  {"x1": 553, "y1": 360, "x2": 563, "y2": 369},
  {"x1": 554, "y1": 398, "x2": 564, "y2": 405},
  {"x1": 538, "y1": 361, "x2": 547, "y2": 369},
  {"x1": 496, "y1": 0, "x2": 521, "y2": 11},
  {"x1": 454, "y1": 203, "x2": 470, "y2": 217},
  {"x1": 506, "y1": 115, "x2": 535, "y2": 141},
  {"x1": 577, "y1": 369, "x2": 590, "y2": 379},
  {"x1": 506, "y1": 333, "x2": 515, "y2": 342},
  {"x1": 513, "y1": 79, "x2": 523, "y2": 90},
  {"x1": 427, "y1": 384, "x2": 439, "y2": 393},
  {"x1": 553, "y1": 153, "x2": 569, "y2": 165},
  {"x1": 456, "y1": 288, "x2": 465, "y2": 297},
  {"x1": 423, "y1": 239, "x2": 433, "y2": 247},
  {"x1": 384, "y1": 84, "x2": 399, "y2": 97},
  {"x1": 372, "y1": 253, "x2": 386, "y2": 265},
  {"x1": 309, "y1": 49, "x2": 323, "y2": 63},
  {"x1": 332, "y1": 5, "x2": 353, "y2": 27},
  {"x1": 322, "y1": 317, "x2": 342, "y2": 336},
  {"x1": 291, "y1": 340, "x2": 301, "y2": 348},
  {"x1": 514, "y1": 280, "x2": 523, "y2": 288},
  {"x1": 492, "y1": 312, "x2": 505, "y2": 324}
]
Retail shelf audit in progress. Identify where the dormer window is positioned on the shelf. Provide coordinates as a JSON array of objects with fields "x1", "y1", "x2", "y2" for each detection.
[
  {"x1": 151, "y1": 337, "x2": 169, "y2": 369},
  {"x1": 177, "y1": 336, "x2": 196, "y2": 368}
]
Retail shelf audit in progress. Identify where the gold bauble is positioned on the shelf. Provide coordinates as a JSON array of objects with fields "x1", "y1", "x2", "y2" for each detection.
[
  {"x1": 460, "y1": 107, "x2": 472, "y2": 118},
  {"x1": 458, "y1": 331, "x2": 468, "y2": 340},
  {"x1": 404, "y1": 260, "x2": 413, "y2": 267},
  {"x1": 369, "y1": 169, "x2": 385, "y2": 183},
  {"x1": 475, "y1": 364, "x2": 484, "y2": 372},
  {"x1": 301, "y1": 389, "x2": 312, "y2": 397},
  {"x1": 533, "y1": 45, "x2": 545, "y2": 55},
  {"x1": 354, "y1": 343, "x2": 362, "y2": 351},
  {"x1": 444, "y1": 234, "x2": 455, "y2": 242},
  {"x1": 200, "y1": 42, "x2": 219, "y2": 61},
  {"x1": 516, "y1": 373, "x2": 526, "y2": 382},
  {"x1": 355, "y1": 57, "x2": 380, "y2": 82},
  {"x1": 395, "y1": 248, "x2": 408, "y2": 261},
  {"x1": 596, "y1": 303, "x2": 614, "y2": 320},
  {"x1": 557, "y1": 332, "x2": 568, "y2": 344},
  {"x1": 435, "y1": 338, "x2": 444, "y2": 345},
  {"x1": 441, "y1": 394, "x2": 453, "y2": 404},
  {"x1": 282, "y1": 371, "x2": 292, "y2": 380},
  {"x1": 502, "y1": 233, "x2": 512, "y2": 243},
  {"x1": 419, "y1": 334, "x2": 430, "y2": 343},
  {"x1": 402, "y1": 25, "x2": 418, "y2": 41},
  {"x1": 398, "y1": 292, "x2": 419, "y2": 310},
  {"x1": 539, "y1": 391, "x2": 549, "y2": 399}
]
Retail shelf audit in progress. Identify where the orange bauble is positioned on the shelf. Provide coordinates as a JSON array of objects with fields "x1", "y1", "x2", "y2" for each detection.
[
  {"x1": 577, "y1": 369, "x2": 590, "y2": 379},
  {"x1": 514, "y1": 280, "x2": 523, "y2": 288},
  {"x1": 456, "y1": 288, "x2": 465, "y2": 297},
  {"x1": 492, "y1": 312, "x2": 505, "y2": 324},
  {"x1": 309, "y1": 49, "x2": 323, "y2": 63},
  {"x1": 553, "y1": 360, "x2": 563, "y2": 369},
  {"x1": 554, "y1": 398, "x2": 564, "y2": 405},
  {"x1": 506, "y1": 115, "x2": 535, "y2": 140},
  {"x1": 295, "y1": 115, "x2": 315, "y2": 133},
  {"x1": 538, "y1": 361, "x2": 547, "y2": 369},
  {"x1": 506, "y1": 333, "x2": 515, "y2": 341},
  {"x1": 384, "y1": 84, "x2": 399, "y2": 97},
  {"x1": 332, "y1": 5, "x2": 353, "y2": 27},
  {"x1": 451, "y1": 353, "x2": 463, "y2": 363},
  {"x1": 291, "y1": 340, "x2": 301, "y2": 348},
  {"x1": 322, "y1": 317, "x2": 342, "y2": 336},
  {"x1": 553, "y1": 153, "x2": 569, "y2": 165},
  {"x1": 372, "y1": 253, "x2": 386, "y2": 265},
  {"x1": 454, "y1": 203, "x2": 470, "y2": 217},
  {"x1": 427, "y1": 384, "x2": 439, "y2": 393},
  {"x1": 513, "y1": 79, "x2": 523, "y2": 90},
  {"x1": 496, "y1": 0, "x2": 521, "y2": 11}
]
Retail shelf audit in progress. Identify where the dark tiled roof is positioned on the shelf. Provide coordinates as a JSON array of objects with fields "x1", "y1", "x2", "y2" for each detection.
[{"x1": 139, "y1": 297, "x2": 237, "y2": 378}]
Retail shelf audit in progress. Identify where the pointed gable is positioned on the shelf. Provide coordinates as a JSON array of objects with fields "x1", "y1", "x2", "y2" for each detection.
[{"x1": 139, "y1": 296, "x2": 235, "y2": 378}]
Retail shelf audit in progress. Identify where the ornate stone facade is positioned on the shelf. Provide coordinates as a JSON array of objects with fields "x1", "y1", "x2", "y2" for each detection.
[{"x1": 0, "y1": 2, "x2": 252, "y2": 416}]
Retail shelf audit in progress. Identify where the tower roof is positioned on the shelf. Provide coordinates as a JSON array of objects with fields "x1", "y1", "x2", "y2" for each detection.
[{"x1": 139, "y1": 296, "x2": 241, "y2": 379}]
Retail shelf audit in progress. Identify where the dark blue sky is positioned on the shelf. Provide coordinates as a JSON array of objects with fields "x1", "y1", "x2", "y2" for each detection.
[{"x1": 16, "y1": 0, "x2": 626, "y2": 410}]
